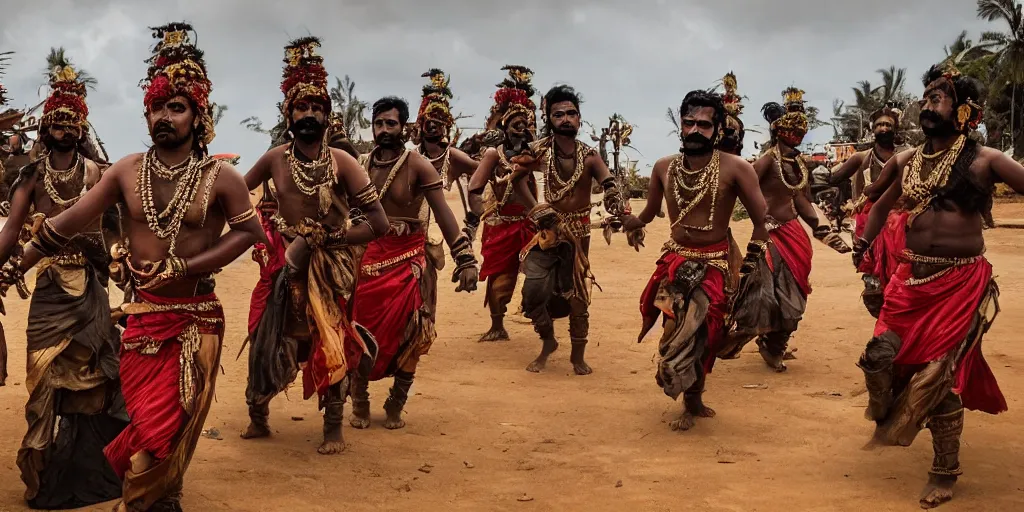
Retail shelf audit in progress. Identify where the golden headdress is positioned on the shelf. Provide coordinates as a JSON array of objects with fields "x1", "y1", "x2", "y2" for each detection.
[
  {"x1": 489, "y1": 65, "x2": 536, "y2": 130},
  {"x1": 141, "y1": 22, "x2": 215, "y2": 147},
  {"x1": 280, "y1": 36, "x2": 330, "y2": 119},
  {"x1": 765, "y1": 86, "x2": 809, "y2": 134},
  {"x1": 721, "y1": 72, "x2": 743, "y2": 118},
  {"x1": 40, "y1": 48, "x2": 90, "y2": 130},
  {"x1": 417, "y1": 68, "x2": 454, "y2": 129}
]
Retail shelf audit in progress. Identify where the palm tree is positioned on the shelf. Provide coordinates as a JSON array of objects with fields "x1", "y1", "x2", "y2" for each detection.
[
  {"x1": 665, "y1": 107, "x2": 680, "y2": 138},
  {"x1": 976, "y1": 0, "x2": 1024, "y2": 157},
  {"x1": 329, "y1": 75, "x2": 370, "y2": 140},
  {"x1": 211, "y1": 102, "x2": 228, "y2": 127},
  {"x1": 877, "y1": 66, "x2": 907, "y2": 105}
]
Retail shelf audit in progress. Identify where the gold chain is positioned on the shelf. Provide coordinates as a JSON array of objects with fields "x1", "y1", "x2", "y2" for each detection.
[
  {"x1": 286, "y1": 137, "x2": 334, "y2": 218},
  {"x1": 544, "y1": 140, "x2": 587, "y2": 203},
  {"x1": 136, "y1": 148, "x2": 210, "y2": 255},
  {"x1": 43, "y1": 153, "x2": 85, "y2": 208},
  {"x1": 772, "y1": 146, "x2": 809, "y2": 191},
  {"x1": 44, "y1": 152, "x2": 81, "y2": 183},
  {"x1": 901, "y1": 135, "x2": 966, "y2": 218},
  {"x1": 419, "y1": 145, "x2": 452, "y2": 188},
  {"x1": 363, "y1": 148, "x2": 410, "y2": 202},
  {"x1": 668, "y1": 150, "x2": 720, "y2": 231}
]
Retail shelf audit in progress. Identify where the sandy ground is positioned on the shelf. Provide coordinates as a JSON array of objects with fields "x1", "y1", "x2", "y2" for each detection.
[{"x1": 0, "y1": 198, "x2": 1022, "y2": 512}]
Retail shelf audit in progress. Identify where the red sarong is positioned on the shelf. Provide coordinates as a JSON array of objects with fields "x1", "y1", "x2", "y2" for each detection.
[
  {"x1": 875, "y1": 257, "x2": 1005, "y2": 414},
  {"x1": 353, "y1": 232, "x2": 427, "y2": 381},
  {"x1": 248, "y1": 214, "x2": 286, "y2": 333},
  {"x1": 480, "y1": 203, "x2": 536, "y2": 280},
  {"x1": 853, "y1": 199, "x2": 874, "y2": 239},
  {"x1": 858, "y1": 211, "x2": 908, "y2": 290},
  {"x1": 767, "y1": 219, "x2": 813, "y2": 297},
  {"x1": 639, "y1": 241, "x2": 728, "y2": 373},
  {"x1": 104, "y1": 291, "x2": 224, "y2": 478}
]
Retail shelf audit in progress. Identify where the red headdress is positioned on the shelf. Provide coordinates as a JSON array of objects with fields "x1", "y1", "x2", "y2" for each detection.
[
  {"x1": 0, "y1": 51, "x2": 11, "y2": 108},
  {"x1": 280, "y1": 36, "x2": 330, "y2": 119},
  {"x1": 417, "y1": 68, "x2": 454, "y2": 130},
  {"x1": 40, "y1": 48, "x2": 90, "y2": 131},
  {"x1": 720, "y1": 72, "x2": 743, "y2": 120},
  {"x1": 489, "y1": 65, "x2": 536, "y2": 130},
  {"x1": 140, "y1": 22, "x2": 215, "y2": 147}
]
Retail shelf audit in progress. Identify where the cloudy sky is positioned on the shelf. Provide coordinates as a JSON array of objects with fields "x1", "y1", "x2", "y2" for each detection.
[{"x1": 0, "y1": 0, "x2": 996, "y2": 171}]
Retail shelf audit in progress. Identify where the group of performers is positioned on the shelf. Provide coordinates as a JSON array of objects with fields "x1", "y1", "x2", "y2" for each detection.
[{"x1": 0, "y1": 22, "x2": 1021, "y2": 511}]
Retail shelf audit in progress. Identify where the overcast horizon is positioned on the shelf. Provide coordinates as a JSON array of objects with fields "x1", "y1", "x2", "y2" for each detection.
[{"x1": 0, "y1": 0, "x2": 995, "y2": 172}]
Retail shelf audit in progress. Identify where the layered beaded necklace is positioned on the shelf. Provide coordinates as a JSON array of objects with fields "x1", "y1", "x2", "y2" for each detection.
[
  {"x1": 136, "y1": 148, "x2": 209, "y2": 255},
  {"x1": 43, "y1": 152, "x2": 84, "y2": 208},
  {"x1": 544, "y1": 139, "x2": 587, "y2": 203},
  {"x1": 286, "y1": 137, "x2": 334, "y2": 218},
  {"x1": 668, "y1": 150, "x2": 721, "y2": 231}
]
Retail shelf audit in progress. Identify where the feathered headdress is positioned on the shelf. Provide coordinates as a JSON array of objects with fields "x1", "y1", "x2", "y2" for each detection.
[
  {"x1": 870, "y1": 101, "x2": 903, "y2": 127},
  {"x1": 40, "y1": 48, "x2": 90, "y2": 130},
  {"x1": 0, "y1": 51, "x2": 11, "y2": 107},
  {"x1": 417, "y1": 68, "x2": 454, "y2": 129},
  {"x1": 141, "y1": 22, "x2": 215, "y2": 146},
  {"x1": 490, "y1": 65, "x2": 536, "y2": 129},
  {"x1": 766, "y1": 86, "x2": 809, "y2": 135},
  {"x1": 280, "y1": 36, "x2": 330, "y2": 119},
  {"x1": 721, "y1": 72, "x2": 743, "y2": 118}
]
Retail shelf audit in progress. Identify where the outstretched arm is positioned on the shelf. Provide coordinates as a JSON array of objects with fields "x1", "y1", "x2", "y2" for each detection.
[
  {"x1": 623, "y1": 158, "x2": 666, "y2": 232},
  {"x1": 0, "y1": 174, "x2": 36, "y2": 267},
  {"x1": 797, "y1": 184, "x2": 850, "y2": 253},
  {"x1": 862, "y1": 153, "x2": 902, "y2": 201},
  {"x1": 861, "y1": 168, "x2": 903, "y2": 244},
  {"x1": 450, "y1": 147, "x2": 479, "y2": 184},
  {"x1": 243, "y1": 150, "x2": 273, "y2": 191},
  {"x1": 989, "y1": 148, "x2": 1024, "y2": 193},
  {"x1": 828, "y1": 152, "x2": 864, "y2": 186},
  {"x1": 467, "y1": 149, "x2": 498, "y2": 217},
  {"x1": 416, "y1": 154, "x2": 479, "y2": 292}
]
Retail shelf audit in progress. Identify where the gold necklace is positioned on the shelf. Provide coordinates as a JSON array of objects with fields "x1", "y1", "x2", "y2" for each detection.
[
  {"x1": 43, "y1": 153, "x2": 85, "y2": 208},
  {"x1": 420, "y1": 145, "x2": 452, "y2": 188},
  {"x1": 901, "y1": 135, "x2": 966, "y2": 218},
  {"x1": 363, "y1": 147, "x2": 410, "y2": 202},
  {"x1": 772, "y1": 146, "x2": 809, "y2": 191},
  {"x1": 44, "y1": 152, "x2": 81, "y2": 183},
  {"x1": 544, "y1": 140, "x2": 587, "y2": 203},
  {"x1": 286, "y1": 138, "x2": 334, "y2": 218},
  {"x1": 137, "y1": 148, "x2": 209, "y2": 255},
  {"x1": 668, "y1": 150, "x2": 720, "y2": 231}
]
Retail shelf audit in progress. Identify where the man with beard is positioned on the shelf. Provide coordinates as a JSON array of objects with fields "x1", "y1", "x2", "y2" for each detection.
[
  {"x1": 1, "y1": 23, "x2": 266, "y2": 511},
  {"x1": 0, "y1": 52, "x2": 125, "y2": 509},
  {"x1": 622, "y1": 90, "x2": 769, "y2": 431},
  {"x1": 828, "y1": 103, "x2": 910, "y2": 317},
  {"x1": 723, "y1": 88, "x2": 851, "y2": 373},
  {"x1": 716, "y1": 72, "x2": 746, "y2": 156},
  {"x1": 240, "y1": 37, "x2": 387, "y2": 453},
  {"x1": 412, "y1": 69, "x2": 479, "y2": 226},
  {"x1": 509, "y1": 84, "x2": 625, "y2": 375},
  {"x1": 466, "y1": 65, "x2": 540, "y2": 342},
  {"x1": 854, "y1": 63, "x2": 1024, "y2": 509},
  {"x1": 348, "y1": 96, "x2": 478, "y2": 430}
]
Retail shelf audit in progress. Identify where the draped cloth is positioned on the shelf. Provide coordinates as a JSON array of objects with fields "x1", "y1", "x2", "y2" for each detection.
[
  {"x1": 638, "y1": 240, "x2": 729, "y2": 399},
  {"x1": 873, "y1": 255, "x2": 1004, "y2": 447},
  {"x1": 103, "y1": 291, "x2": 224, "y2": 512},
  {"x1": 853, "y1": 198, "x2": 874, "y2": 240},
  {"x1": 520, "y1": 213, "x2": 597, "y2": 325},
  {"x1": 248, "y1": 213, "x2": 286, "y2": 334},
  {"x1": 352, "y1": 230, "x2": 440, "y2": 381},
  {"x1": 18, "y1": 259, "x2": 126, "y2": 509},
  {"x1": 858, "y1": 210, "x2": 909, "y2": 291},
  {"x1": 479, "y1": 203, "x2": 536, "y2": 281}
]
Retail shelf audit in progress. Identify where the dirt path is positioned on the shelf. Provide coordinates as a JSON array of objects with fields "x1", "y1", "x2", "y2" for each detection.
[{"x1": 0, "y1": 199, "x2": 1021, "y2": 511}]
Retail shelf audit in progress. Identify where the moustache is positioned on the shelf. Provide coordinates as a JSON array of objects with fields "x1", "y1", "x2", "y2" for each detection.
[
  {"x1": 375, "y1": 133, "x2": 402, "y2": 147},
  {"x1": 293, "y1": 116, "x2": 324, "y2": 133},
  {"x1": 681, "y1": 132, "x2": 714, "y2": 156},
  {"x1": 874, "y1": 131, "x2": 896, "y2": 145},
  {"x1": 153, "y1": 122, "x2": 175, "y2": 134}
]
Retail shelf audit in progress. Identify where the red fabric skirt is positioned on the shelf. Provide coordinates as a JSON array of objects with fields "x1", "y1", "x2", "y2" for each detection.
[
  {"x1": 875, "y1": 257, "x2": 1005, "y2": 414},
  {"x1": 767, "y1": 219, "x2": 813, "y2": 297},
  {"x1": 353, "y1": 232, "x2": 426, "y2": 381},
  {"x1": 248, "y1": 214, "x2": 286, "y2": 334},
  {"x1": 639, "y1": 241, "x2": 729, "y2": 373},
  {"x1": 104, "y1": 292, "x2": 223, "y2": 478},
  {"x1": 853, "y1": 199, "x2": 874, "y2": 239},
  {"x1": 858, "y1": 211, "x2": 908, "y2": 290},
  {"x1": 480, "y1": 203, "x2": 536, "y2": 280}
]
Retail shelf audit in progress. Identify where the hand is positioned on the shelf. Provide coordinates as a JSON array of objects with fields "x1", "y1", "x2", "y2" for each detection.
[
  {"x1": 529, "y1": 204, "x2": 560, "y2": 231},
  {"x1": 620, "y1": 214, "x2": 645, "y2": 232},
  {"x1": 0, "y1": 261, "x2": 29, "y2": 300},
  {"x1": 251, "y1": 243, "x2": 270, "y2": 267},
  {"x1": 740, "y1": 241, "x2": 768, "y2": 276},
  {"x1": 453, "y1": 264, "x2": 479, "y2": 293},
  {"x1": 626, "y1": 226, "x2": 646, "y2": 252},
  {"x1": 852, "y1": 236, "x2": 870, "y2": 268},
  {"x1": 134, "y1": 256, "x2": 187, "y2": 291}
]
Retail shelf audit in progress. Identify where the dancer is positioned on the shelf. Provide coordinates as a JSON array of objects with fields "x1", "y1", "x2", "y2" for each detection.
[
  {"x1": 241, "y1": 37, "x2": 387, "y2": 453},
  {"x1": 723, "y1": 87, "x2": 850, "y2": 372},
  {"x1": 624, "y1": 89, "x2": 769, "y2": 430},
  {"x1": 2, "y1": 23, "x2": 265, "y2": 511},
  {"x1": 348, "y1": 96, "x2": 478, "y2": 429},
  {"x1": 855, "y1": 63, "x2": 1024, "y2": 509}
]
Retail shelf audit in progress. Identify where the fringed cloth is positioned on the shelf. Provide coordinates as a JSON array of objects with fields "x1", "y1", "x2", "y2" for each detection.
[
  {"x1": 248, "y1": 211, "x2": 286, "y2": 334},
  {"x1": 353, "y1": 229, "x2": 441, "y2": 381},
  {"x1": 638, "y1": 240, "x2": 729, "y2": 399},
  {"x1": 103, "y1": 290, "x2": 224, "y2": 512},
  {"x1": 719, "y1": 219, "x2": 812, "y2": 358},
  {"x1": 18, "y1": 257, "x2": 125, "y2": 509},
  {"x1": 246, "y1": 218, "x2": 377, "y2": 406},
  {"x1": 520, "y1": 207, "x2": 598, "y2": 322},
  {"x1": 479, "y1": 202, "x2": 536, "y2": 306},
  {"x1": 870, "y1": 251, "x2": 1003, "y2": 446}
]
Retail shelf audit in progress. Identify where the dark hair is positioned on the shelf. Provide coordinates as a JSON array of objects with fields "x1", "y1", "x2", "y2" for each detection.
[
  {"x1": 761, "y1": 102, "x2": 786, "y2": 125},
  {"x1": 679, "y1": 90, "x2": 726, "y2": 129},
  {"x1": 372, "y1": 96, "x2": 410, "y2": 125},
  {"x1": 921, "y1": 65, "x2": 986, "y2": 105},
  {"x1": 543, "y1": 84, "x2": 582, "y2": 119}
]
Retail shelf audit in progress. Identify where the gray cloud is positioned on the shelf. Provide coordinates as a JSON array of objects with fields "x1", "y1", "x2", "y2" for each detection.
[{"x1": 0, "y1": 0, "x2": 996, "y2": 169}]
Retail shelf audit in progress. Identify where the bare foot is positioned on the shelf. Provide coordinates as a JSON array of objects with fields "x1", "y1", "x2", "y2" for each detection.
[
  {"x1": 240, "y1": 422, "x2": 271, "y2": 439},
  {"x1": 783, "y1": 348, "x2": 798, "y2": 360},
  {"x1": 384, "y1": 411, "x2": 406, "y2": 430},
  {"x1": 350, "y1": 414, "x2": 371, "y2": 429},
  {"x1": 479, "y1": 327, "x2": 510, "y2": 342},
  {"x1": 861, "y1": 426, "x2": 889, "y2": 451},
  {"x1": 570, "y1": 343, "x2": 592, "y2": 375},
  {"x1": 694, "y1": 405, "x2": 716, "y2": 418},
  {"x1": 317, "y1": 426, "x2": 346, "y2": 455},
  {"x1": 350, "y1": 402, "x2": 371, "y2": 429},
  {"x1": 759, "y1": 346, "x2": 787, "y2": 373},
  {"x1": 526, "y1": 340, "x2": 558, "y2": 373},
  {"x1": 669, "y1": 413, "x2": 697, "y2": 431},
  {"x1": 919, "y1": 475, "x2": 956, "y2": 509},
  {"x1": 572, "y1": 359, "x2": 593, "y2": 375}
]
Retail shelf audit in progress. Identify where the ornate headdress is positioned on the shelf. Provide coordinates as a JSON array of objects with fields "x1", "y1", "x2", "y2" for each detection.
[
  {"x1": 870, "y1": 101, "x2": 903, "y2": 127},
  {"x1": 280, "y1": 36, "x2": 330, "y2": 119},
  {"x1": 767, "y1": 86, "x2": 809, "y2": 135},
  {"x1": 923, "y1": 61, "x2": 984, "y2": 133},
  {"x1": 141, "y1": 22, "x2": 215, "y2": 147},
  {"x1": 489, "y1": 65, "x2": 536, "y2": 129},
  {"x1": 0, "y1": 51, "x2": 11, "y2": 108},
  {"x1": 721, "y1": 72, "x2": 743, "y2": 119},
  {"x1": 417, "y1": 68, "x2": 454, "y2": 130},
  {"x1": 40, "y1": 49, "x2": 89, "y2": 130}
]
